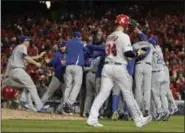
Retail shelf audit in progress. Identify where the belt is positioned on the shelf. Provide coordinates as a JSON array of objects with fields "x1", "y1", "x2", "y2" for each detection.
[
  {"x1": 136, "y1": 62, "x2": 151, "y2": 66},
  {"x1": 105, "y1": 61, "x2": 124, "y2": 66},
  {"x1": 152, "y1": 70, "x2": 161, "y2": 73}
]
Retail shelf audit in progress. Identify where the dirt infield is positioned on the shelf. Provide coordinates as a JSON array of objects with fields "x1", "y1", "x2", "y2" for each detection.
[{"x1": 1, "y1": 108, "x2": 85, "y2": 120}]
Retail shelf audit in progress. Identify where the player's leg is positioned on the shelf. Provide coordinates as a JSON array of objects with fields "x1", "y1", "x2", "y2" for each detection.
[
  {"x1": 134, "y1": 65, "x2": 144, "y2": 110},
  {"x1": 84, "y1": 72, "x2": 95, "y2": 116},
  {"x1": 63, "y1": 65, "x2": 73, "y2": 104},
  {"x1": 150, "y1": 94, "x2": 157, "y2": 120},
  {"x1": 95, "y1": 77, "x2": 101, "y2": 95},
  {"x1": 114, "y1": 66, "x2": 151, "y2": 127},
  {"x1": 151, "y1": 72, "x2": 164, "y2": 120},
  {"x1": 56, "y1": 74, "x2": 67, "y2": 113},
  {"x1": 160, "y1": 80, "x2": 170, "y2": 121},
  {"x1": 41, "y1": 76, "x2": 61, "y2": 104},
  {"x1": 20, "y1": 89, "x2": 37, "y2": 111},
  {"x1": 163, "y1": 66, "x2": 178, "y2": 114},
  {"x1": 87, "y1": 76, "x2": 113, "y2": 126},
  {"x1": 143, "y1": 66, "x2": 152, "y2": 116},
  {"x1": 87, "y1": 65, "x2": 113, "y2": 126},
  {"x1": 167, "y1": 89, "x2": 178, "y2": 114},
  {"x1": 3, "y1": 76, "x2": 25, "y2": 88},
  {"x1": 9, "y1": 68, "x2": 45, "y2": 111},
  {"x1": 67, "y1": 65, "x2": 83, "y2": 105},
  {"x1": 111, "y1": 86, "x2": 120, "y2": 120}
]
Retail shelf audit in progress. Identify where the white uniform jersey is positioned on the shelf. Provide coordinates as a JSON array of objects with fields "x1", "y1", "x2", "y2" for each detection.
[
  {"x1": 152, "y1": 45, "x2": 164, "y2": 71},
  {"x1": 105, "y1": 31, "x2": 133, "y2": 65},
  {"x1": 133, "y1": 41, "x2": 154, "y2": 64},
  {"x1": 8, "y1": 44, "x2": 28, "y2": 69}
]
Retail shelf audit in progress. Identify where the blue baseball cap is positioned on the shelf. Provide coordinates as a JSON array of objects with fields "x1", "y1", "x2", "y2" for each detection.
[
  {"x1": 73, "y1": 31, "x2": 81, "y2": 38},
  {"x1": 20, "y1": 36, "x2": 31, "y2": 41},
  {"x1": 59, "y1": 40, "x2": 67, "y2": 47},
  {"x1": 148, "y1": 36, "x2": 157, "y2": 46}
]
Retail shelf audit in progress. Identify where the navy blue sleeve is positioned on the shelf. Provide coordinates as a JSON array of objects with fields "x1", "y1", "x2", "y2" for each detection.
[
  {"x1": 87, "y1": 44, "x2": 105, "y2": 52},
  {"x1": 138, "y1": 33, "x2": 147, "y2": 41},
  {"x1": 90, "y1": 51, "x2": 106, "y2": 58},
  {"x1": 84, "y1": 46, "x2": 93, "y2": 59},
  {"x1": 49, "y1": 53, "x2": 59, "y2": 67}
]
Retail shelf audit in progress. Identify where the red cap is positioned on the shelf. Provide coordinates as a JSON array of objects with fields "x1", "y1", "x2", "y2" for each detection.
[{"x1": 115, "y1": 14, "x2": 129, "y2": 28}]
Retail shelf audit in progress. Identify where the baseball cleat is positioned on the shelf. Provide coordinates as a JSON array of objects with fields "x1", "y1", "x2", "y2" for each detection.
[
  {"x1": 38, "y1": 105, "x2": 50, "y2": 112},
  {"x1": 163, "y1": 113, "x2": 170, "y2": 121},
  {"x1": 63, "y1": 103, "x2": 73, "y2": 114},
  {"x1": 19, "y1": 100, "x2": 30, "y2": 109},
  {"x1": 87, "y1": 121, "x2": 104, "y2": 127},
  {"x1": 123, "y1": 112, "x2": 130, "y2": 121},
  {"x1": 155, "y1": 113, "x2": 165, "y2": 121},
  {"x1": 143, "y1": 110, "x2": 149, "y2": 117},
  {"x1": 170, "y1": 108, "x2": 178, "y2": 115},
  {"x1": 135, "y1": 115, "x2": 152, "y2": 128},
  {"x1": 111, "y1": 111, "x2": 119, "y2": 121}
]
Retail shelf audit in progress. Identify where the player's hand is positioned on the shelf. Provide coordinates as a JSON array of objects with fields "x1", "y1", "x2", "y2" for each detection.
[
  {"x1": 45, "y1": 58, "x2": 51, "y2": 64},
  {"x1": 39, "y1": 51, "x2": 46, "y2": 58},
  {"x1": 137, "y1": 48, "x2": 144, "y2": 56},
  {"x1": 36, "y1": 62, "x2": 42, "y2": 68}
]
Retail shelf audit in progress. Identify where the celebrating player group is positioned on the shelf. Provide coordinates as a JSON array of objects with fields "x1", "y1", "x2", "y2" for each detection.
[{"x1": 2, "y1": 14, "x2": 178, "y2": 128}]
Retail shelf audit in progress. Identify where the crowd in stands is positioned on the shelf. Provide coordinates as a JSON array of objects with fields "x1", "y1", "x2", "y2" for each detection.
[{"x1": 1, "y1": 2, "x2": 184, "y2": 100}]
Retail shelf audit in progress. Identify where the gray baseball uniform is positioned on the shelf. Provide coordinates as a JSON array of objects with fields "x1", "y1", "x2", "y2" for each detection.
[
  {"x1": 151, "y1": 45, "x2": 167, "y2": 114},
  {"x1": 63, "y1": 65, "x2": 83, "y2": 105},
  {"x1": 41, "y1": 76, "x2": 62, "y2": 104},
  {"x1": 4, "y1": 44, "x2": 43, "y2": 111},
  {"x1": 133, "y1": 41, "x2": 154, "y2": 112},
  {"x1": 84, "y1": 57, "x2": 101, "y2": 114},
  {"x1": 164, "y1": 65, "x2": 178, "y2": 110}
]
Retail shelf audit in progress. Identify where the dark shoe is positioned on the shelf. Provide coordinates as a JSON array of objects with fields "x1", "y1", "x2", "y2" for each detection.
[
  {"x1": 123, "y1": 112, "x2": 130, "y2": 121},
  {"x1": 163, "y1": 113, "x2": 170, "y2": 121},
  {"x1": 63, "y1": 103, "x2": 73, "y2": 113},
  {"x1": 155, "y1": 113, "x2": 165, "y2": 121},
  {"x1": 143, "y1": 110, "x2": 149, "y2": 117}
]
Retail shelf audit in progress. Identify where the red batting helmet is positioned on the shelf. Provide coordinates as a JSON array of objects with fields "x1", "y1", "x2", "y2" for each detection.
[{"x1": 115, "y1": 14, "x2": 130, "y2": 28}]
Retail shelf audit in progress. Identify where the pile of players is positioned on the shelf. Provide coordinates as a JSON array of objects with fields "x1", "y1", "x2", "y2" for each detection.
[{"x1": 2, "y1": 14, "x2": 178, "y2": 128}]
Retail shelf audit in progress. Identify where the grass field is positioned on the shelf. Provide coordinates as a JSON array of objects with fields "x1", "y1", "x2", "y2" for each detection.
[{"x1": 2, "y1": 116, "x2": 184, "y2": 132}]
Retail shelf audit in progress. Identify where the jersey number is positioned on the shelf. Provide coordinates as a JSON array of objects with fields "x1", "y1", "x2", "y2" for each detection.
[{"x1": 106, "y1": 44, "x2": 117, "y2": 56}]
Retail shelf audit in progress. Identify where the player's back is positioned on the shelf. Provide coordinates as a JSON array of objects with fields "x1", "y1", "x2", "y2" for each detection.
[
  {"x1": 105, "y1": 31, "x2": 132, "y2": 65},
  {"x1": 152, "y1": 45, "x2": 164, "y2": 71},
  {"x1": 8, "y1": 44, "x2": 26, "y2": 69},
  {"x1": 135, "y1": 41, "x2": 154, "y2": 64}
]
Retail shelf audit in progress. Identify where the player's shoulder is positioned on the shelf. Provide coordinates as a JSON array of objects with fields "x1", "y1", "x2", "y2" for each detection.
[{"x1": 16, "y1": 44, "x2": 26, "y2": 50}]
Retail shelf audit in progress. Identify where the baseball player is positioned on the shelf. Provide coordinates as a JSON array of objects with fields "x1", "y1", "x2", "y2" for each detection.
[
  {"x1": 83, "y1": 55, "x2": 101, "y2": 117},
  {"x1": 87, "y1": 44, "x2": 122, "y2": 120},
  {"x1": 41, "y1": 40, "x2": 67, "y2": 113},
  {"x1": 63, "y1": 31, "x2": 85, "y2": 113},
  {"x1": 3, "y1": 36, "x2": 49, "y2": 112},
  {"x1": 149, "y1": 36, "x2": 170, "y2": 120},
  {"x1": 132, "y1": 28, "x2": 154, "y2": 117},
  {"x1": 87, "y1": 14, "x2": 152, "y2": 127}
]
